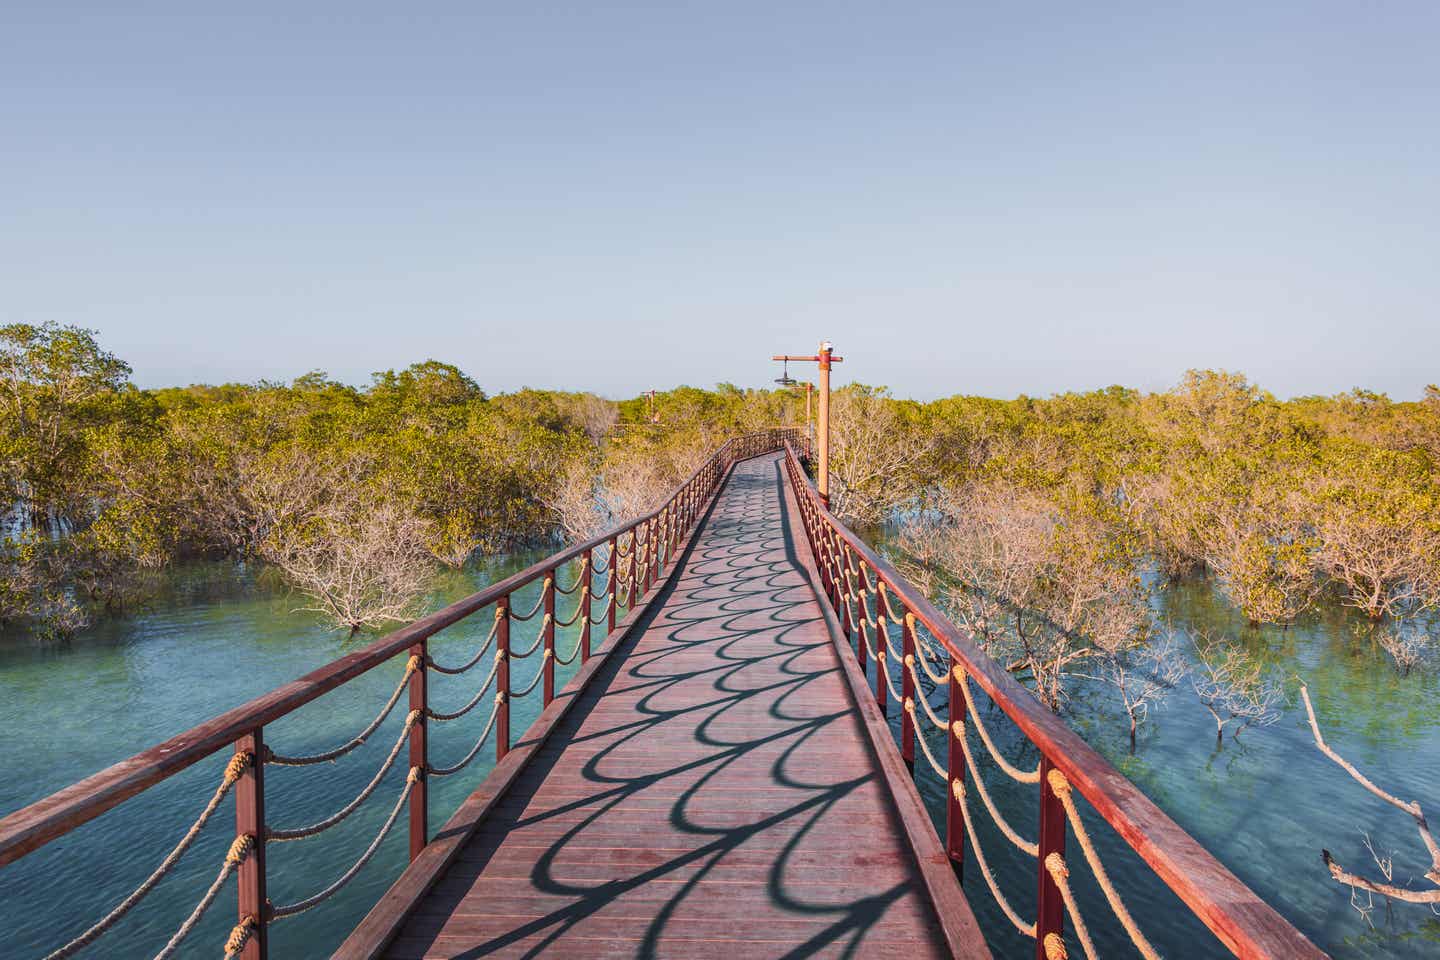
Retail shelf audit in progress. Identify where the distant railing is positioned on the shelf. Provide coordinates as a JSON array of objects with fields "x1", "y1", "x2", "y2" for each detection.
[
  {"x1": 0, "y1": 429, "x2": 796, "y2": 960},
  {"x1": 781, "y1": 442, "x2": 1326, "y2": 960}
]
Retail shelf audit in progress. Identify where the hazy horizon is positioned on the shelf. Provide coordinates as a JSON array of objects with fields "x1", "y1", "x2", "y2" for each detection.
[{"x1": 120, "y1": 355, "x2": 1435, "y2": 406}]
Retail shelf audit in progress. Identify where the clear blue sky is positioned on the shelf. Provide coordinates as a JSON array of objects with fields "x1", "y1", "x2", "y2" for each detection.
[{"x1": 3, "y1": 3, "x2": 1437, "y2": 400}]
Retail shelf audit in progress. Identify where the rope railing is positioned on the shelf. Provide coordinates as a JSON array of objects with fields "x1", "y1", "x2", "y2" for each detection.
[
  {"x1": 155, "y1": 833, "x2": 255, "y2": 959},
  {"x1": 509, "y1": 581, "x2": 550, "y2": 621},
  {"x1": 960, "y1": 670, "x2": 1042, "y2": 784},
  {"x1": 428, "y1": 699, "x2": 503, "y2": 778},
  {"x1": 509, "y1": 652, "x2": 551, "y2": 698},
  {"x1": 553, "y1": 623, "x2": 588, "y2": 665},
  {"x1": 5, "y1": 428, "x2": 798, "y2": 960},
  {"x1": 509, "y1": 614, "x2": 551, "y2": 658},
  {"x1": 551, "y1": 557, "x2": 588, "y2": 595},
  {"x1": 1048, "y1": 767, "x2": 1161, "y2": 960},
  {"x1": 265, "y1": 656, "x2": 418, "y2": 766},
  {"x1": 266, "y1": 711, "x2": 419, "y2": 843},
  {"x1": 779, "y1": 440, "x2": 1325, "y2": 960},
  {"x1": 269, "y1": 768, "x2": 420, "y2": 919},
  {"x1": 554, "y1": 592, "x2": 588, "y2": 628},
  {"x1": 427, "y1": 608, "x2": 502, "y2": 675},
  {"x1": 40, "y1": 752, "x2": 252, "y2": 960},
  {"x1": 424, "y1": 653, "x2": 502, "y2": 723}
]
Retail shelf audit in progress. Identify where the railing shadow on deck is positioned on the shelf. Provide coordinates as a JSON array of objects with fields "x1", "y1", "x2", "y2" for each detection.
[
  {"x1": 0, "y1": 430, "x2": 798, "y2": 960},
  {"x1": 406, "y1": 463, "x2": 921, "y2": 958}
]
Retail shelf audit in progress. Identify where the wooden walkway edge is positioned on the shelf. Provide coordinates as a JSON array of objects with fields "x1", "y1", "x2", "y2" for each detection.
[{"x1": 340, "y1": 453, "x2": 987, "y2": 959}]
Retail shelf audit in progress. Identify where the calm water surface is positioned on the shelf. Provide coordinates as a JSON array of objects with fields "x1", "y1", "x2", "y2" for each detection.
[
  {"x1": 879, "y1": 568, "x2": 1440, "y2": 959},
  {"x1": 0, "y1": 552, "x2": 613, "y2": 958},
  {"x1": 2, "y1": 554, "x2": 1438, "y2": 958}
]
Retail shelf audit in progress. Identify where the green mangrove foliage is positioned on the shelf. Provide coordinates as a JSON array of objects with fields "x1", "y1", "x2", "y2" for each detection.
[
  {"x1": 0, "y1": 325, "x2": 807, "y2": 636},
  {"x1": 844, "y1": 372, "x2": 1440, "y2": 720}
]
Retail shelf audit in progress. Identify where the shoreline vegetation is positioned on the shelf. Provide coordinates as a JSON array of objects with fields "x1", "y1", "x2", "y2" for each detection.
[
  {"x1": 5, "y1": 324, "x2": 1437, "y2": 659},
  {"x1": 5, "y1": 323, "x2": 1439, "y2": 912}
]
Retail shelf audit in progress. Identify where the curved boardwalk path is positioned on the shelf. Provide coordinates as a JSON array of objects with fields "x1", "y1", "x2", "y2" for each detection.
[{"x1": 377, "y1": 454, "x2": 984, "y2": 958}]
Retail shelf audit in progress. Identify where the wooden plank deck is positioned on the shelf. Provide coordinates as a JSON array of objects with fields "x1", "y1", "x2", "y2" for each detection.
[{"x1": 376, "y1": 454, "x2": 985, "y2": 959}]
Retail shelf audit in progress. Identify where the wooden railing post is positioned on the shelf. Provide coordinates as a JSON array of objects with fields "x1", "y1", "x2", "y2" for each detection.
[
  {"x1": 407, "y1": 641, "x2": 427, "y2": 860},
  {"x1": 645, "y1": 519, "x2": 657, "y2": 592},
  {"x1": 543, "y1": 573, "x2": 556, "y2": 706},
  {"x1": 496, "y1": 597, "x2": 511, "y2": 761},
  {"x1": 875, "y1": 583, "x2": 889, "y2": 714},
  {"x1": 1036, "y1": 756, "x2": 1066, "y2": 959},
  {"x1": 826, "y1": 535, "x2": 840, "y2": 609},
  {"x1": 581, "y1": 549, "x2": 593, "y2": 663},
  {"x1": 639, "y1": 523, "x2": 649, "y2": 595},
  {"x1": 628, "y1": 529, "x2": 639, "y2": 614},
  {"x1": 607, "y1": 535, "x2": 618, "y2": 635},
  {"x1": 235, "y1": 730, "x2": 266, "y2": 960},
  {"x1": 947, "y1": 660, "x2": 966, "y2": 879},
  {"x1": 900, "y1": 614, "x2": 917, "y2": 773},
  {"x1": 843, "y1": 549, "x2": 857, "y2": 645}
]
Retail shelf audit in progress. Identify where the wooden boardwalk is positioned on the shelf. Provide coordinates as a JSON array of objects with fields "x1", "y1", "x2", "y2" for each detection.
[{"x1": 379, "y1": 454, "x2": 982, "y2": 958}]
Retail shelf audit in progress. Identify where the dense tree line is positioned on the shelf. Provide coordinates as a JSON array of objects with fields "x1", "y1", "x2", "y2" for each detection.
[
  {"x1": 0, "y1": 324, "x2": 799, "y2": 637},
  {"x1": 824, "y1": 374, "x2": 1440, "y2": 729},
  {"x1": 8, "y1": 320, "x2": 1438, "y2": 677}
]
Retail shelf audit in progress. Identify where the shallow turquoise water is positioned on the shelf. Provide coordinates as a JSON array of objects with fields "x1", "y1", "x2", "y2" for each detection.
[
  {"x1": 867, "y1": 571, "x2": 1440, "y2": 959},
  {"x1": 1, "y1": 556, "x2": 1437, "y2": 958},
  {"x1": 0, "y1": 552, "x2": 620, "y2": 959}
]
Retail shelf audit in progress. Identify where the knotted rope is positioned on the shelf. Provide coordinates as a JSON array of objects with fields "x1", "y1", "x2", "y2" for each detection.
[
  {"x1": 510, "y1": 614, "x2": 551, "y2": 658},
  {"x1": 553, "y1": 557, "x2": 588, "y2": 595},
  {"x1": 428, "y1": 697, "x2": 503, "y2": 777},
  {"x1": 553, "y1": 621, "x2": 588, "y2": 665},
  {"x1": 554, "y1": 591, "x2": 588, "y2": 628},
  {"x1": 425, "y1": 652, "x2": 501, "y2": 722},
  {"x1": 267, "y1": 710, "x2": 420, "y2": 842},
  {"x1": 269, "y1": 767, "x2": 420, "y2": 919},
  {"x1": 222, "y1": 916, "x2": 256, "y2": 958},
  {"x1": 149, "y1": 833, "x2": 255, "y2": 959},
  {"x1": 953, "y1": 711, "x2": 1038, "y2": 857},
  {"x1": 960, "y1": 671, "x2": 1042, "y2": 783},
  {"x1": 593, "y1": 567, "x2": 616, "y2": 599},
  {"x1": 952, "y1": 778, "x2": 1037, "y2": 938},
  {"x1": 41, "y1": 753, "x2": 253, "y2": 959},
  {"x1": 1045, "y1": 852, "x2": 1098, "y2": 960},
  {"x1": 509, "y1": 581, "x2": 550, "y2": 622},
  {"x1": 1045, "y1": 768, "x2": 1160, "y2": 959},
  {"x1": 909, "y1": 619, "x2": 953, "y2": 685},
  {"x1": 904, "y1": 655, "x2": 950, "y2": 732},
  {"x1": 266, "y1": 656, "x2": 417, "y2": 766},
  {"x1": 876, "y1": 646, "x2": 903, "y2": 702},
  {"x1": 427, "y1": 609, "x2": 501, "y2": 675}
]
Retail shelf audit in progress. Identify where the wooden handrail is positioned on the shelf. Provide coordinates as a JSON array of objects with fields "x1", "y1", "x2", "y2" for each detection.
[
  {"x1": 780, "y1": 441, "x2": 1326, "y2": 960},
  {"x1": 0, "y1": 429, "x2": 795, "y2": 869}
]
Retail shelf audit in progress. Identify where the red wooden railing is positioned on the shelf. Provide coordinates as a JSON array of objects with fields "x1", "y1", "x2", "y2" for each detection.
[
  {"x1": 781, "y1": 441, "x2": 1327, "y2": 960},
  {"x1": 0, "y1": 429, "x2": 796, "y2": 960}
]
